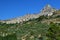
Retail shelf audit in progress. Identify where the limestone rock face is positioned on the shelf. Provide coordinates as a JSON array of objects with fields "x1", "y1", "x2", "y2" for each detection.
[
  {"x1": 40, "y1": 4, "x2": 56, "y2": 16},
  {"x1": 41, "y1": 4, "x2": 56, "y2": 13}
]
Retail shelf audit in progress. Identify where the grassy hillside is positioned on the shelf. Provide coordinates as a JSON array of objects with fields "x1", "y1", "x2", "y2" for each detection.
[
  {"x1": 0, "y1": 19, "x2": 49, "y2": 40},
  {"x1": 0, "y1": 10, "x2": 60, "y2": 40}
]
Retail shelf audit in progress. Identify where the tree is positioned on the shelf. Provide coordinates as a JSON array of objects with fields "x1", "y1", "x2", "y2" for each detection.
[
  {"x1": 46, "y1": 23, "x2": 60, "y2": 40},
  {"x1": 0, "y1": 33, "x2": 17, "y2": 40}
]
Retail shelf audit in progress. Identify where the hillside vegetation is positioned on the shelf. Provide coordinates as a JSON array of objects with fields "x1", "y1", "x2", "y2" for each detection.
[{"x1": 0, "y1": 10, "x2": 60, "y2": 40}]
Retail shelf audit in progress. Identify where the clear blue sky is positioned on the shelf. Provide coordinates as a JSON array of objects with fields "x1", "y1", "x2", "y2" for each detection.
[{"x1": 0, "y1": 0, "x2": 60, "y2": 20}]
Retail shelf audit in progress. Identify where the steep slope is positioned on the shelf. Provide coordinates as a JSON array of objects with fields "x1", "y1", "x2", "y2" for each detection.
[
  {"x1": 0, "y1": 10, "x2": 60, "y2": 40},
  {"x1": 0, "y1": 5, "x2": 60, "y2": 40},
  {"x1": 0, "y1": 17, "x2": 50, "y2": 40}
]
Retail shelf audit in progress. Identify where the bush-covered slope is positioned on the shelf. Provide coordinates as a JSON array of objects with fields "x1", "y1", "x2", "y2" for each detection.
[{"x1": 0, "y1": 10, "x2": 60, "y2": 40}]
